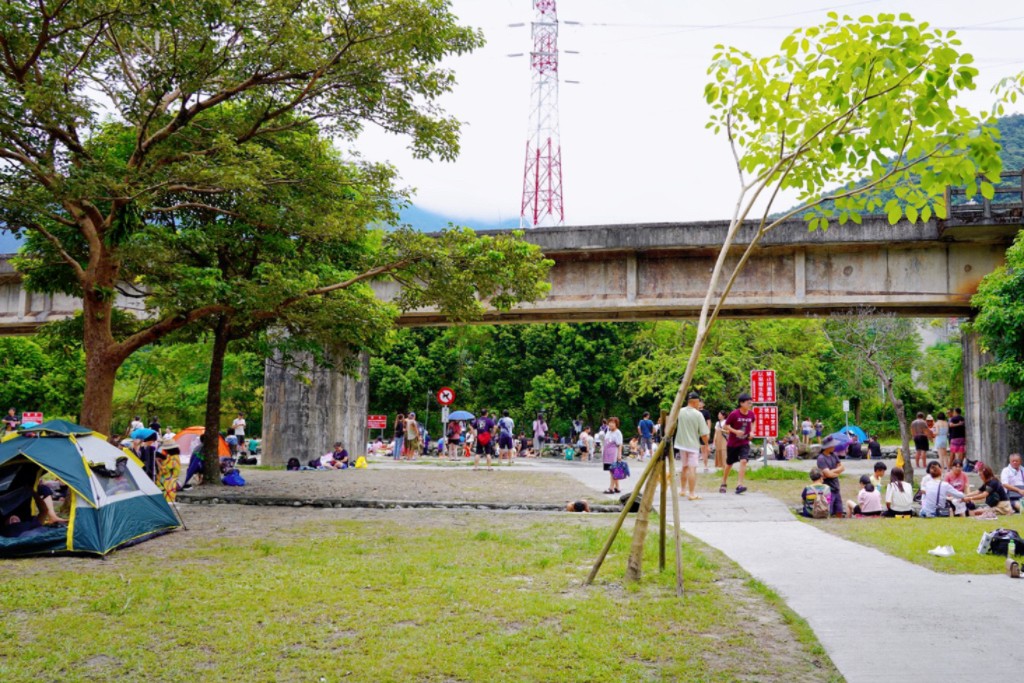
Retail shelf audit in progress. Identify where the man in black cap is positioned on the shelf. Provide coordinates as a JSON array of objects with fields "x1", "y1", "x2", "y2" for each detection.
[{"x1": 721, "y1": 392, "x2": 756, "y2": 494}]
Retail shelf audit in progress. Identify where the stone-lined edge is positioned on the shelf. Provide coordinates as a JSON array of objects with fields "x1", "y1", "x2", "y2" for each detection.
[{"x1": 176, "y1": 495, "x2": 622, "y2": 513}]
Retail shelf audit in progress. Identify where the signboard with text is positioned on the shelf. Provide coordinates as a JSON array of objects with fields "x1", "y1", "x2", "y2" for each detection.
[
  {"x1": 367, "y1": 415, "x2": 387, "y2": 430},
  {"x1": 750, "y1": 370, "x2": 777, "y2": 404},
  {"x1": 21, "y1": 411, "x2": 43, "y2": 424},
  {"x1": 751, "y1": 406, "x2": 778, "y2": 439}
]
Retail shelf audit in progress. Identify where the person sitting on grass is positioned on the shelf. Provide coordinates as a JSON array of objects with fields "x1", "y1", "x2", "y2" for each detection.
[
  {"x1": 883, "y1": 467, "x2": 914, "y2": 517},
  {"x1": 919, "y1": 460, "x2": 965, "y2": 518},
  {"x1": 845, "y1": 475, "x2": 883, "y2": 517},
  {"x1": 870, "y1": 461, "x2": 887, "y2": 490},
  {"x1": 565, "y1": 500, "x2": 591, "y2": 513},
  {"x1": 963, "y1": 464, "x2": 1013, "y2": 516},
  {"x1": 800, "y1": 468, "x2": 832, "y2": 518},
  {"x1": 944, "y1": 459, "x2": 973, "y2": 516}
]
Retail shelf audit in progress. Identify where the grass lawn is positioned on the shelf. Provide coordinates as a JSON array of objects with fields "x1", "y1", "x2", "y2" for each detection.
[
  {"x1": 0, "y1": 507, "x2": 840, "y2": 682},
  {"x1": 701, "y1": 468, "x2": 1024, "y2": 575},
  {"x1": 813, "y1": 515, "x2": 1024, "y2": 574}
]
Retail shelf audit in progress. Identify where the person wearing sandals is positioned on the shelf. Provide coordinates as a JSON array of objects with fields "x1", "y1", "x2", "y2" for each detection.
[
  {"x1": 602, "y1": 417, "x2": 624, "y2": 494},
  {"x1": 675, "y1": 391, "x2": 710, "y2": 500}
]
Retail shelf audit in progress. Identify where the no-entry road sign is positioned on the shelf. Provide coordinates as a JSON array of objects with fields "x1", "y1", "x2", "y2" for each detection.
[{"x1": 436, "y1": 387, "x2": 456, "y2": 406}]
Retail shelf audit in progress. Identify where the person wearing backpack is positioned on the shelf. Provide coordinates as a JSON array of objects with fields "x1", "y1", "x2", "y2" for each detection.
[
  {"x1": 496, "y1": 410, "x2": 515, "y2": 465},
  {"x1": 801, "y1": 468, "x2": 832, "y2": 518},
  {"x1": 472, "y1": 409, "x2": 496, "y2": 469}
]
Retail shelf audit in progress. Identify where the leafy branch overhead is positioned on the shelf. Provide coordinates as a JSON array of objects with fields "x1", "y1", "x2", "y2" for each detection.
[{"x1": 705, "y1": 11, "x2": 1003, "y2": 230}]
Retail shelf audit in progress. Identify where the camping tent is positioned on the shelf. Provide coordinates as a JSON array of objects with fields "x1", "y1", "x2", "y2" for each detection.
[
  {"x1": 173, "y1": 426, "x2": 231, "y2": 464},
  {"x1": 0, "y1": 420, "x2": 181, "y2": 557}
]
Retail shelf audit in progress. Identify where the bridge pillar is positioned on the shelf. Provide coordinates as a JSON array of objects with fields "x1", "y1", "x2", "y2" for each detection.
[
  {"x1": 261, "y1": 351, "x2": 369, "y2": 466},
  {"x1": 961, "y1": 332, "x2": 1024, "y2": 464}
]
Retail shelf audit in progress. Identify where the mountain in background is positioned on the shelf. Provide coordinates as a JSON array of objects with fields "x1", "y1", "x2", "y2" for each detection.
[{"x1": 397, "y1": 204, "x2": 520, "y2": 232}]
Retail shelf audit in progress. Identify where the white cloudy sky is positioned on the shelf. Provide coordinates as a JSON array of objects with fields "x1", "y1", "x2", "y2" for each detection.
[{"x1": 356, "y1": 1, "x2": 1024, "y2": 226}]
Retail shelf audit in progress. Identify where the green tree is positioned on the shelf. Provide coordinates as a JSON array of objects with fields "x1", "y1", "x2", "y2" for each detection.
[
  {"x1": 601, "y1": 12, "x2": 1004, "y2": 584},
  {"x1": 0, "y1": 0, "x2": 492, "y2": 433},
  {"x1": 823, "y1": 311, "x2": 923, "y2": 482},
  {"x1": 971, "y1": 230, "x2": 1024, "y2": 423}
]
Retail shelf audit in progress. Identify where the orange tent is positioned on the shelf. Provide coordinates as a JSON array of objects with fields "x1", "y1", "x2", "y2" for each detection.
[{"x1": 173, "y1": 426, "x2": 231, "y2": 462}]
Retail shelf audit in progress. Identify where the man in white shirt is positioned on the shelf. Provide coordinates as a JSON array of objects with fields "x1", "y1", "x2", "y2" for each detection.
[
  {"x1": 231, "y1": 413, "x2": 246, "y2": 454},
  {"x1": 675, "y1": 392, "x2": 710, "y2": 501},
  {"x1": 1000, "y1": 452, "x2": 1024, "y2": 512}
]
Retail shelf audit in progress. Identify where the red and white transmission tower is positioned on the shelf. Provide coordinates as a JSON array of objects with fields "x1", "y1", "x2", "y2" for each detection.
[{"x1": 520, "y1": 0, "x2": 564, "y2": 228}]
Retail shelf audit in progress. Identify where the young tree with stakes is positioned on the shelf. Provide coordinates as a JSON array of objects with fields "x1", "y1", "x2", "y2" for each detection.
[{"x1": 587, "y1": 12, "x2": 1004, "y2": 588}]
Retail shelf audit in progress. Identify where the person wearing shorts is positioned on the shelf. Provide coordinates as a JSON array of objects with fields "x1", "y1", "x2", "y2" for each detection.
[
  {"x1": 637, "y1": 412, "x2": 655, "y2": 462},
  {"x1": 948, "y1": 408, "x2": 966, "y2": 460},
  {"x1": 675, "y1": 392, "x2": 710, "y2": 500},
  {"x1": 721, "y1": 393, "x2": 756, "y2": 494},
  {"x1": 496, "y1": 410, "x2": 515, "y2": 465},
  {"x1": 472, "y1": 410, "x2": 496, "y2": 468},
  {"x1": 910, "y1": 412, "x2": 931, "y2": 470}
]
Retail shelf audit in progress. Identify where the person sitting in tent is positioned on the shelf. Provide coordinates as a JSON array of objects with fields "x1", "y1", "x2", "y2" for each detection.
[{"x1": 0, "y1": 470, "x2": 66, "y2": 538}]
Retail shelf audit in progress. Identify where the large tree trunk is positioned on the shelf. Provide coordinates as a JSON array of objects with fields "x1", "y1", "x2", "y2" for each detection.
[
  {"x1": 79, "y1": 276, "x2": 125, "y2": 434},
  {"x1": 202, "y1": 315, "x2": 232, "y2": 485}
]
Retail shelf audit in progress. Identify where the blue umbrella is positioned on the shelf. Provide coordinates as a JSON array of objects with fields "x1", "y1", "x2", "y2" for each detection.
[
  {"x1": 447, "y1": 410, "x2": 475, "y2": 421},
  {"x1": 130, "y1": 428, "x2": 158, "y2": 441}
]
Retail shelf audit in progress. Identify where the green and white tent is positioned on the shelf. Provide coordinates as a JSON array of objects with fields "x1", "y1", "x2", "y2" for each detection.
[{"x1": 0, "y1": 420, "x2": 181, "y2": 557}]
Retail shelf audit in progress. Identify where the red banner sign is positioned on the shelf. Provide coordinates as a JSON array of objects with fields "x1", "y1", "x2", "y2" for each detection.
[
  {"x1": 749, "y1": 370, "x2": 777, "y2": 404},
  {"x1": 367, "y1": 415, "x2": 387, "y2": 429},
  {"x1": 21, "y1": 411, "x2": 43, "y2": 424},
  {"x1": 751, "y1": 406, "x2": 778, "y2": 439}
]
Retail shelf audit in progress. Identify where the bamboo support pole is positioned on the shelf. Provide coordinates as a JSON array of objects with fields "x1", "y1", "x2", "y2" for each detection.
[
  {"x1": 665, "y1": 441, "x2": 685, "y2": 595},
  {"x1": 658, "y1": 453, "x2": 667, "y2": 572}
]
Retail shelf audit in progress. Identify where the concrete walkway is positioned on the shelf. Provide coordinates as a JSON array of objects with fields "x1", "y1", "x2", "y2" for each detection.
[{"x1": 534, "y1": 458, "x2": 1024, "y2": 683}]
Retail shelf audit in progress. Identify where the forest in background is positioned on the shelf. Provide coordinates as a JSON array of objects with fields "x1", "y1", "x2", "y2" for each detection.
[{"x1": 0, "y1": 317, "x2": 960, "y2": 442}]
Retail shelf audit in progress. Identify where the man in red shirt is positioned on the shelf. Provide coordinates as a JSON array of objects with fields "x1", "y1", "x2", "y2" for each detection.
[{"x1": 721, "y1": 392, "x2": 756, "y2": 495}]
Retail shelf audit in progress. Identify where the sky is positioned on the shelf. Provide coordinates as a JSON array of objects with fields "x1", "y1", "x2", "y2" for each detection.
[{"x1": 359, "y1": 0, "x2": 1024, "y2": 229}]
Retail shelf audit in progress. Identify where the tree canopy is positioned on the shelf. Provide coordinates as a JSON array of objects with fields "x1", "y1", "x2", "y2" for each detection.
[{"x1": 0, "y1": 0, "x2": 555, "y2": 433}]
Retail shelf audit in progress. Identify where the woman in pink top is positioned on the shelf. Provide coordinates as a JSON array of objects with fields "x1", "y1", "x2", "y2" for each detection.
[
  {"x1": 943, "y1": 459, "x2": 971, "y2": 516},
  {"x1": 845, "y1": 475, "x2": 883, "y2": 516}
]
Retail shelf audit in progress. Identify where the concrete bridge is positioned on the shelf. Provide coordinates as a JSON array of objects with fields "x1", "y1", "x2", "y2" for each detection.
[
  {"x1": 1, "y1": 214, "x2": 1017, "y2": 332},
  {"x1": 394, "y1": 214, "x2": 1018, "y2": 325}
]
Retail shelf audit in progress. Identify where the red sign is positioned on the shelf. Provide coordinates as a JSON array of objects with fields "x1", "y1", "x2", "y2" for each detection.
[
  {"x1": 750, "y1": 370, "x2": 777, "y2": 404},
  {"x1": 367, "y1": 415, "x2": 387, "y2": 429},
  {"x1": 21, "y1": 411, "x2": 43, "y2": 424},
  {"x1": 751, "y1": 406, "x2": 778, "y2": 439},
  {"x1": 436, "y1": 387, "x2": 455, "y2": 406}
]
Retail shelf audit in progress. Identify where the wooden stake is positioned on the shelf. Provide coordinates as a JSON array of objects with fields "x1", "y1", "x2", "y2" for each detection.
[
  {"x1": 658, "y1": 451, "x2": 667, "y2": 571},
  {"x1": 665, "y1": 441, "x2": 685, "y2": 595}
]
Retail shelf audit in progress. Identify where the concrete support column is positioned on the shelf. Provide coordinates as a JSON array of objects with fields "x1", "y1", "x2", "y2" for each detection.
[
  {"x1": 261, "y1": 351, "x2": 369, "y2": 466},
  {"x1": 961, "y1": 331, "x2": 1024, "y2": 463}
]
